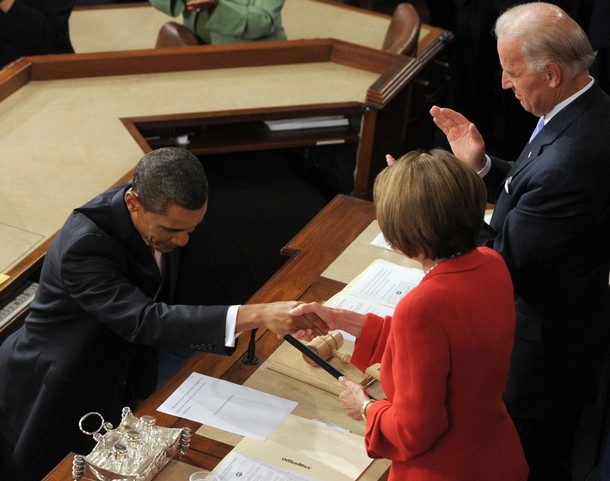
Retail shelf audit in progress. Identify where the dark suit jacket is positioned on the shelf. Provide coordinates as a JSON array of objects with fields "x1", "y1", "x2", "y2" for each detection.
[
  {"x1": 478, "y1": 82, "x2": 610, "y2": 419},
  {"x1": 0, "y1": 0, "x2": 74, "y2": 68},
  {"x1": 0, "y1": 185, "x2": 232, "y2": 481}
]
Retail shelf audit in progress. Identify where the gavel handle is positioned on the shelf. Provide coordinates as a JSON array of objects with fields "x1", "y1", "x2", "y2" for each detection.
[{"x1": 333, "y1": 350, "x2": 352, "y2": 364}]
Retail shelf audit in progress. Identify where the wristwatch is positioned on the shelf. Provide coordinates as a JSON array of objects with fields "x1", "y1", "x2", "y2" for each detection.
[{"x1": 360, "y1": 399, "x2": 375, "y2": 421}]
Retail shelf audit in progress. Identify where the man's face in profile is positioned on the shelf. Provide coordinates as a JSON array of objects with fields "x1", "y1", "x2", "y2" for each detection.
[
  {"x1": 498, "y1": 37, "x2": 555, "y2": 117},
  {"x1": 125, "y1": 190, "x2": 207, "y2": 253}
]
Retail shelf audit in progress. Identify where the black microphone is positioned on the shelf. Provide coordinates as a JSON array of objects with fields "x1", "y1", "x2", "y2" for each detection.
[{"x1": 241, "y1": 328, "x2": 260, "y2": 365}]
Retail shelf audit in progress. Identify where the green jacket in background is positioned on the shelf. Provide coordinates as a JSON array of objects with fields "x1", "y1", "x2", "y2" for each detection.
[{"x1": 149, "y1": 0, "x2": 286, "y2": 44}]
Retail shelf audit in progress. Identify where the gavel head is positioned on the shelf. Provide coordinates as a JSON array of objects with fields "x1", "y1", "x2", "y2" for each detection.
[{"x1": 303, "y1": 331, "x2": 344, "y2": 366}]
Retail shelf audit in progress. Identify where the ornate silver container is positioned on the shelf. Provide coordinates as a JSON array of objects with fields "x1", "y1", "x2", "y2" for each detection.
[{"x1": 72, "y1": 407, "x2": 191, "y2": 481}]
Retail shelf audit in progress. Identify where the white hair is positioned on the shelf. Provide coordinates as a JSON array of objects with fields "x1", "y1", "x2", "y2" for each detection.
[{"x1": 494, "y1": 2, "x2": 595, "y2": 77}]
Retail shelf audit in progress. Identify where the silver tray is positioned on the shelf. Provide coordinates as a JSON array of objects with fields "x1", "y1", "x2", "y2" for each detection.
[{"x1": 72, "y1": 407, "x2": 191, "y2": 481}]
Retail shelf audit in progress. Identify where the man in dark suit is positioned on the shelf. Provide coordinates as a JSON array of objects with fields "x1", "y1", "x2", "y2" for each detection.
[
  {"x1": 0, "y1": 147, "x2": 327, "y2": 481},
  {"x1": 430, "y1": 3, "x2": 610, "y2": 480}
]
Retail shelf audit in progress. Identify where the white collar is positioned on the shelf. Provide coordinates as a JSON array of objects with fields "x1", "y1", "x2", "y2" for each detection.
[{"x1": 544, "y1": 77, "x2": 594, "y2": 124}]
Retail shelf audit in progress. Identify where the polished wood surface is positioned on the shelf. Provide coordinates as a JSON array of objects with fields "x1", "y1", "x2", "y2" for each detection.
[
  {"x1": 0, "y1": 39, "x2": 409, "y2": 275},
  {"x1": 41, "y1": 194, "x2": 378, "y2": 480}
]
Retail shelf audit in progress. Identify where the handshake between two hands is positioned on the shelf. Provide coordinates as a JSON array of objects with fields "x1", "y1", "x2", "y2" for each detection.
[
  {"x1": 285, "y1": 302, "x2": 374, "y2": 422},
  {"x1": 284, "y1": 301, "x2": 332, "y2": 342}
]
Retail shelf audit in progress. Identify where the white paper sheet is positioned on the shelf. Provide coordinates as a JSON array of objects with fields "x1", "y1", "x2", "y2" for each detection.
[
  {"x1": 157, "y1": 372, "x2": 297, "y2": 440},
  {"x1": 213, "y1": 413, "x2": 374, "y2": 481},
  {"x1": 325, "y1": 259, "x2": 424, "y2": 341},
  {"x1": 369, "y1": 232, "x2": 394, "y2": 251},
  {"x1": 326, "y1": 294, "x2": 396, "y2": 318},
  {"x1": 213, "y1": 451, "x2": 320, "y2": 481},
  {"x1": 344, "y1": 259, "x2": 423, "y2": 307},
  {"x1": 325, "y1": 259, "x2": 423, "y2": 316}
]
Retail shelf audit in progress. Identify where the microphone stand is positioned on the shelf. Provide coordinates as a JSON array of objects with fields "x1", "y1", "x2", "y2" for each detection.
[{"x1": 241, "y1": 328, "x2": 260, "y2": 365}]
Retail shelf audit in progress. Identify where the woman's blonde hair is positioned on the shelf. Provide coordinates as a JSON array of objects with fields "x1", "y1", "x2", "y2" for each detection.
[{"x1": 374, "y1": 149, "x2": 486, "y2": 259}]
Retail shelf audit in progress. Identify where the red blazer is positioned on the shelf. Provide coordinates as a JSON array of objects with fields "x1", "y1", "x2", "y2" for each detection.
[{"x1": 351, "y1": 247, "x2": 528, "y2": 481}]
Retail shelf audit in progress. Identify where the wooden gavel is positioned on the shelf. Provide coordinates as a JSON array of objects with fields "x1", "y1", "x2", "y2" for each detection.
[{"x1": 303, "y1": 331, "x2": 352, "y2": 366}]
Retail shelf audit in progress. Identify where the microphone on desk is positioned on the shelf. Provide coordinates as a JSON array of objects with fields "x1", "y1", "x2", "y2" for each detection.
[{"x1": 241, "y1": 329, "x2": 260, "y2": 365}]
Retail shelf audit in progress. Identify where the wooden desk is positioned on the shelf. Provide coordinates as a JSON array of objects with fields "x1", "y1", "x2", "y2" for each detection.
[
  {"x1": 67, "y1": 0, "x2": 452, "y2": 197},
  {"x1": 37, "y1": 197, "x2": 610, "y2": 481},
  {"x1": 0, "y1": 0, "x2": 453, "y2": 339},
  {"x1": 41, "y1": 194, "x2": 383, "y2": 480},
  {"x1": 67, "y1": 0, "x2": 452, "y2": 177},
  {"x1": 0, "y1": 39, "x2": 421, "y2": 337}
]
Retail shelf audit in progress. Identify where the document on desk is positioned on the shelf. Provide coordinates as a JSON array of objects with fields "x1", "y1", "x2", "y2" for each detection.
[
  {"x1": 214, "y1": 450, "x2": 319, "y2": 481},
  {"x1": 157, "y1": 372, "x2": 297, "y2": 440},
  {"x1": 213, "y1": 414, "x2": 372, "y2": 481},
  {"x1": 325, "y1": 258, "x2": 423, "y2": 318}
]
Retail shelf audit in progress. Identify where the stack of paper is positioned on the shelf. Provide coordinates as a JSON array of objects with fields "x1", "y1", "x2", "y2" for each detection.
[
  {"x1": 213, "y1": 415, "x2": 373, "y2": 481},
  {"x1": 325, "y1": 258, "x2": 424, "y2": 322}
]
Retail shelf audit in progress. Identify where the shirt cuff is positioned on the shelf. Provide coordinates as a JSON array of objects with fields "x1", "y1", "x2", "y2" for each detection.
[
  {"x1": 477, "y1": 155, "x2": 491, "y2": 177},
  {"x1": 224, "y1": 305, "x2": 241, "y2": 347}
]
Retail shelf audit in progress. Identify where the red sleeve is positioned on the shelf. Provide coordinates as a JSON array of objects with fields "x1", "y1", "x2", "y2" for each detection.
[
  {"x1": 364, "y1": 290, "x2": 450, "y2": 461},
  {"x1": 350, "y1": 313, "x2": 390, "y2": 372}
]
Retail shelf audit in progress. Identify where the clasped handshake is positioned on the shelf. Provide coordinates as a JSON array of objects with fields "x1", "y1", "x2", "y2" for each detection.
[
  {"x1": 243, "y1": 301, "x2": 356, "y2": 341},
  {"x1": 242, "y1": 300, "x2": 347, "y2": 342}
]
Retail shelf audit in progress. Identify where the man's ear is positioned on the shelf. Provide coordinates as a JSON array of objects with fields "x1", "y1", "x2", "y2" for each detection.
[
  {"x1": 547, "y1": 62, "x2": 562, "y2": 88},
  {"x1": 124, "y1": 190, "x2": 139, "y2": 213}
]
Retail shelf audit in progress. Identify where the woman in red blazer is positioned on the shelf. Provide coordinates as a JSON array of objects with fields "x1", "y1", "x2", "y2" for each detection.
[{"x1": 291, "y1": 149, "x2": 528, "y2": 481}]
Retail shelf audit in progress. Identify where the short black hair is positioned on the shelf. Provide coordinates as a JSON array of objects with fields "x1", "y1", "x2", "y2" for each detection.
[{"x1": 132, "y1": 147, "x2": 208, "y2": 213}]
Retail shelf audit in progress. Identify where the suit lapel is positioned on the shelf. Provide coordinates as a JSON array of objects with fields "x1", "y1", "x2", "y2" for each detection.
[
  {"x1": 491, "y1": 83, "x2": 605, "y2": 232},
  {"x1": 505, "y1": 83, "x2": 604, "y2": 181},
  {"x1": 108, "y1": 185, "x2": 164, "y2": 298}
]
